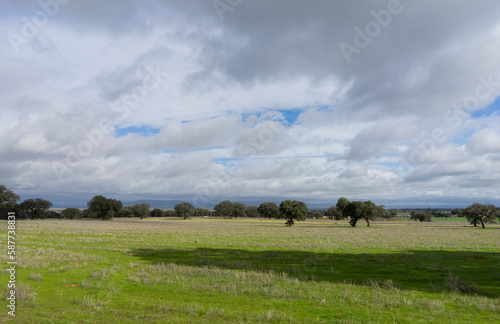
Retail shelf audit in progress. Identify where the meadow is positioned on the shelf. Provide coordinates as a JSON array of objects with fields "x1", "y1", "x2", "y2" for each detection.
[{"x1": 1, "y1": 218, "x2": 499, "y2": 323}]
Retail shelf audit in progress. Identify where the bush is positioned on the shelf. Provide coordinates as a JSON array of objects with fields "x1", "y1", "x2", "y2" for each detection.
[{"x1": 61, "y1": 208, "x2": 82, "y2": 219}]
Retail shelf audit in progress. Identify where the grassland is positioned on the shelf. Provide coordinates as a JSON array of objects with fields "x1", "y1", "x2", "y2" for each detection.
[{"x1": 1, "y1": 218, "x2": 499, "y2": 323}]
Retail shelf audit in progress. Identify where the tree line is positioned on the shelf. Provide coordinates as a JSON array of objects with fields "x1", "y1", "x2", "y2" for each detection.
[{"x1": 1, "y1": 185, "x2": 499, "y2": 228}]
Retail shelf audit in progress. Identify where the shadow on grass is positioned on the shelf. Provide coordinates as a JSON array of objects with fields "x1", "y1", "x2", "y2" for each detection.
[{"x1": 131, "y1": 248, "x2": 500, "y2": 298}]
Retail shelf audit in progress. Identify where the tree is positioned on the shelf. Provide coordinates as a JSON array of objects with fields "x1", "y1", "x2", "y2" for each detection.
[
  {"x1": 344, "y1": 201, "x2": 364, "y2": 227},
  {"x1": 279, "y1": 200, "x2": 308, "y2": 226},
  {"x1": 450, "y1": 208, "x2": 463, "y2": 217},
  {"x1": 376, "y1": 205, "x2": 388, "y2": 219},
  {"x1": 432, "y1": 209, "x2": 449, "y2": 218},
  {"x1": 82, "y1": 209, "x2": 92, "y2": 219},
  {"x1": 362, "y1": 200, "x2": 378, "y2": 227},
  {"x1": 258, "y1": 202, "x2": 280, "y2": 219},
  {"x1": 325, "y1": 206, "x2": 342, "y2": 220},
  {"x1": 175, "y1": 202, "x2": 196, "y2": 219},
  {"x1": 46, "y1": 210, "x2": 60, "y2": 219},
  {"x1": 233, "y1": 202, "x2": 247, "y2": 218},
  {"x1": 150, "y1": 208, "x2": 165, "y2": 217},
  {"x1": 194, "y1": 208, "x2": 211, "y2": 217},
  {"x1": 386, "y1": 209, "x2": 398, "y2": 219},
  {"x1": 118, "y1": 206, "x2": 134, "y2": 218},
  {"x1": 410, "y1": 210, "x2": 432, "y2": 222},
  {"x1": 310, "y1": 210, "x2": 324, "y2": 219},
  {"x1": 131, "y1": 203, "x2": 150, "y2": 219},
  {"x1": 87, "y1": 195, "x2": 122, "y2": 220},
  {"x1": 164, "y1": 210, "x2": 176, "y2": 217},
  {"x1": 60, "y1": 208, "x2": 82, "y2": 219},
  {"x1": 0, "y1": 185, "x2": 20, "y2": 220},
  {"x1": 463, "y1": 203, "x2": 497, "y2": 229},
  {"x1": 336, "y1": 197, "x2": 349, "y2": 219},
  {"x1": 19, "y1": 198, "x2": 53, "y2": 219},
  {"x1": 245, "y1": 205, "x2": 259, "y2": 218},
  {"x1": 214, "y1": 201, "x2": 234, "y2": 218}
]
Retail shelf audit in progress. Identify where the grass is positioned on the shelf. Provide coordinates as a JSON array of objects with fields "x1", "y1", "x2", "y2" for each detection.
[{"x1": 0, "y1": 218, "x2": 499, "y2": 323}]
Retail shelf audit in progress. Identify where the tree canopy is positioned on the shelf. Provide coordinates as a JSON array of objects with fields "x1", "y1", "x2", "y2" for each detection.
[
  {"x1": 60, "y1": 208, "x2": 82, "y2": 219},
  {"x1": 362, "y1": 200, "x2": 378, "y2": 227},
  {"x1": 258, "y1": 202, "x2": 280, "y2": 219},
  {"x1": 19, "y1": 198, "x2": 53, "y2": 219},
  {"x1": 279, "y1": 200, "x2": 308, "y2": 226},
  {"x1": 87, "y1": 195, "x2": 123, "y2": 219},
  {"x1": 245, "y1": 205, "x2": 259, "y2": 218},
  {"x1": 150, "y1": 208, "x2": 165, "y2": 217},
  {"x1": 214, "y1": 200, "x2": 235, "y2": 218},
  {"x1": 0, "y1": 185, "x2": 20, "y2": 220},
  {"x1": 344, "y1": 200, "x2": 365, "y2": 227},
  {"x1": 336, "y1": 197, "x2": 349, "y2": 219},
  {"x1": 410, "y1": 209, "x2": 432, "y2": 222},
  {"x1": 463, "y1": 203, "x2": 497, "y2": 229},
  {"x1": 175, "y1": 202, "x2": 196, "y2": 219},
  {"x1": 325, "y1": 206, "x2": 342, "y2": 220},
  {"x1": 233, "y1": 202, "x2": 247, "y2": 218}
]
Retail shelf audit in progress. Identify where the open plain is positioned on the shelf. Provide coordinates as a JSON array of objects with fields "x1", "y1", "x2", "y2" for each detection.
[{"x1": 1, "y1": 218, "x2": 499, "y2": 323}]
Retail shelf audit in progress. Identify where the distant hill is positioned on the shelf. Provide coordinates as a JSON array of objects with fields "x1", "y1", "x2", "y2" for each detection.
[
  {"x1": 123, "y1": 199, "x2": 200, "y2": 209},
  {"x1": 123, "y1": 199, "x2": 332, "y2": 210}
]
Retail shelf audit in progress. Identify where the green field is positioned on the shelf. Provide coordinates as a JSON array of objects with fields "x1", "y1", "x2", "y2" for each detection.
[{"x1": 1, "y1": 218, "x2": 499, "y2": 323}]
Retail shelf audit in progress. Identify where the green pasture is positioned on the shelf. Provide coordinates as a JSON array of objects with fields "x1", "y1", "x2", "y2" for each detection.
[{"x1": 1, "y1": 218, "x2": 499, "y2": 323}]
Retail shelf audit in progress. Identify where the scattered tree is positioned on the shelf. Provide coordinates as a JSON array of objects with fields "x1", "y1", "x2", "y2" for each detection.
[
  {"x1": 410, "y1": 210, "x2": 432, "y2": 222},
  {"x1": 214, "y1": 201, "x2": 235, "y2": 218},
  {"x1": 60, "y1": 208, "x2": 82, "y2": 219},
  {"x1": 325, "y1": 206, "x2": 342, "y2": 220},
  {"x1": 340, "y1": 199, "x2": 379, "y2": 227},
  {"x1": 376, "y1": 205, "x2": 389, "y2": 219},
  {"x1": 174, "y1": 202, "x2": 196, "y2": 219},
  {"x1": 344, "y1": 201, "x2": 365, "y2": 227},
  {"x1": 258, "y1": 202, "x2": 280, "y2": 219},
  {"x1": 233, "y1": 202, "x2": 247, "y2": 218},
  {"x1": 310, "y1": 210, "x2": 324, "y2": 219},
  {"x1": 432, "y1": 209, "x2": 449, "y2": 219},
  {"x1": 463, "y1": 203, "x2": 497, "y2": 229},
  {"x1": 131, "y1": 203, "x2": 150, "y2": 219},
  {"x1": 150, "y1": 208, "x2": 165, "y2": 217},
  {"x1": 386, "y1": 209, "x2": 398, "y2": 219},
  {"x1": 194, "y1": 208, "x2": 211, "y2": 217},
  {"x1": 19, "y1": 198, "x2": 53, "y2": 219},
  {"x1": 279, "y1": 200, "x2": 308, "y2": 226},
  {"x1": 86, "y1": 195, "x2": 122, "y2": 220},
  {"x1": 45, "y1": 210, "x2": 60, "y2": 219},
  {"x1": 362, "y1": 200, "x2": 378, "y2": 227},
  {"x1": 0, "y1": 185, "x2": 20, "y2": 220},
  {"x1": 82, "y1": 209, "x2": 92, "y2": 219},
  {"x1": 336, "y1": 197, "x2": 349, "y2": 219},
  {"x1": 164, "y1": 210, "x2": 176, "y2": 217},
  {"x1": 245, "y1": 205, "x2": 259, "y2": 218},
  {"x1": 118, "y1": 206, "x2": 135, "y2": 218}
]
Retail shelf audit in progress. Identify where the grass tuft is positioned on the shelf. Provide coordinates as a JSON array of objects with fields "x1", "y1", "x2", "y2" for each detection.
[{"x1": 446, "y1": 272, "x2": 482, "y2": 295}]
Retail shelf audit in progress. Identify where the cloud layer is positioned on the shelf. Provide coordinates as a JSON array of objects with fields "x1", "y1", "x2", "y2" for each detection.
[{"x1": 1, "y1": 0, "x2": 500, "y2": 207}]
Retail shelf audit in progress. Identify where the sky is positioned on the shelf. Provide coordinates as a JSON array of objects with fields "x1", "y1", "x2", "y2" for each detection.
[{"x1": 1, "y1": 0, "x2": 500, "y2": 208}]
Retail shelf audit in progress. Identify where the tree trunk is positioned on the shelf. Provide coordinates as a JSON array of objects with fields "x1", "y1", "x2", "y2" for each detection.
[
  {"x1": 480, "y1": 218, "x2": 485, "y2": 229},
  {"x1": 366, "y1": 219, "x2": 370, "y2": 227}
]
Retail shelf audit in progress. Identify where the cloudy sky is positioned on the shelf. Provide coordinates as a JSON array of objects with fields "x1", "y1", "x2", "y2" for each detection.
[{"x1": 2, "y1": 0, "x2": 500, "y2": 208}]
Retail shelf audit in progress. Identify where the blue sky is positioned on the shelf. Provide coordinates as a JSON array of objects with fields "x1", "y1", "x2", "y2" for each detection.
[
  {"x1": 2, "y1": 1, "x2": 500, "y2": 208},
  {"x1": 115, "y1": 126, "x2": 161, "y2": 138},
  {"x1": 471, "y1": 97, "x2": 500, "y2": 119}
]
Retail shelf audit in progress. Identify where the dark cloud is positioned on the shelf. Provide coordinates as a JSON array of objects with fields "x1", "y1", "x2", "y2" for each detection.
[{"x1": 1, "y1": 0, "x2": 500, "y2": 206}]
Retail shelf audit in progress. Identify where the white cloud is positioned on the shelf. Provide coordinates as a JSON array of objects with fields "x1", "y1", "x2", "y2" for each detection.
[
  {"x1": 1, "y1": 1, "x2": 500, "y2": 207},
  {"x1": 467, "y1": 128, "x2": 500, "y2": 154}
]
